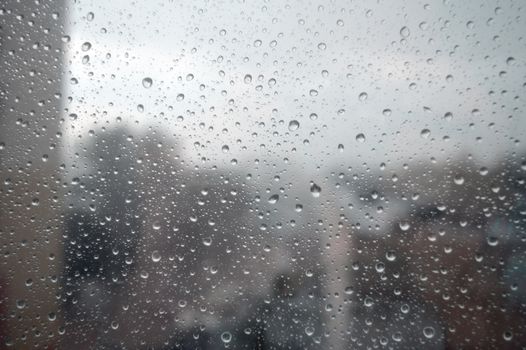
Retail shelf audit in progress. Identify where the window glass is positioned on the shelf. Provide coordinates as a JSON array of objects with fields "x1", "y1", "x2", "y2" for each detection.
[{"x1": 1, "y1": 1, "x2": 525, "y2": 349}]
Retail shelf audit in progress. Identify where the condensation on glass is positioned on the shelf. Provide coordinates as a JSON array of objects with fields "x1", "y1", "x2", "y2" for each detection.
[{"x1": 1, "y1": 0, "x2": 525, "y2": 349}]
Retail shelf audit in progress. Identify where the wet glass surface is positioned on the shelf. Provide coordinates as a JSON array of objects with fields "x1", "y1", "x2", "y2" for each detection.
[{"x1": 1, "y1": 1, "x2": 526, "y2": 349}]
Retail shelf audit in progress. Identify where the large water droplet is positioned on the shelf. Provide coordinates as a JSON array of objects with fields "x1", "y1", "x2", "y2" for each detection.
[
  {"x1": 268, "y1": 194, "x2": 279, "y2": 204},
  {"x1": 423, "y1": 326, "x2": 435, "y2": 339},
  {"x1": 355, "y1": 133, "x2": 366, "y2": 143},
  {"x1": 310, "y1": 183, "x2": 321, "y2": 197},
  {"x1": 453, "y1": 175, "x2": 464, "y2": 185},
  {"x1": 420, "y1": 129, "x2": 430, "y2": 138},
  {"x1": 221, "y1": 332, "x2": 232, "y2": 343},
  {"x1": 81, "y1": 42, "x2": 91, "y2": 51},
  {"x1": 399, "y1": 221, "x2": 410, "y2": 231},
  {"x1": 288, "y1": 120, "x2": 300, "y2": 131}
]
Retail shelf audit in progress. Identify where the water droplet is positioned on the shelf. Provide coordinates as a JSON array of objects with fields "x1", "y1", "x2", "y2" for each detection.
[
  {"x1": 16, "y1": 299, "x2": 26, "y2": 309},
  {"x1": 423, "y1": 326, "x2": 435, "y2": 339},
  {"x1": 399, "y1": 221, "x2": 410, "y2": 231},
  {"x1": 375, "y1": 262, "x2": 385, "y2": 273},
  {"x1": 358, "y1": 92, "x2": 368, "y2": 102},
  {"x1": 310, "y1": 183, "x2": 321, "y2": 198},
  {"x1": 364, "y1": 296, "x2": 374, "y2": 307},
  {"x1": 453, "y1": 175, "x2": 464, "y2": 185},
  {"x1": 151, "y1": 250, "x2": 161, "y2": 262},
  {"x1": 503, "y1": 331, "x2": 513, "y2": 341},
  {"x1": 305, "y1": 326, "x2": 315, "y2": 336},
  {"x1": 338, "y1": 144, "x2": 344, "y2": 152},
  {"x1": 393, "y1": 332, "x2": 403, "y2": 342},
  {"x1": 288, "y1": 120, "x2": 300, "y2": 131},
  {"x1": 81, "y1": 42, "x2": 91, "y2": 51},
  {"x1": 268, "y1": 194, "x2": 279, "y2": 204},
  {"x1": 487, "y1": 236, "x2": 499, "y2": 247},
  {"x1": 317, "y1": 42, "x2": 326, "y2": 50},
  {"x1": 142, "y1": 77, "x2": 153, "y2": 88},
  {"x1": 355, "y1": 133, "x2": 366, "y2": 143},
  {"x1": 152, "y1": 221, "x2": 161, "y2": 230},
  {"x1": 244, "y1": 74, "x2": 252, "y2": 84},
  {"x1": 386, "y1": 251, "x2": 396, "y2": 261},
  {"x1": 420, "y1": 129, "x2": 430, "y2": 138},
  {"x1": 400, "y1": 26, "x2": 410, "y2": 38},
  {"x1": 86, "y1": 12, "x2": 94, "y2": 21},
  {"x1": 221, "y1": 332, "x2": 232, "y2": 343}
]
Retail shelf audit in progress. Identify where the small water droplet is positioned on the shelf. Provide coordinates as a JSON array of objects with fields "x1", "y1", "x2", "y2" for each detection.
[
  {"x1": 423, "y1": 326, "x2": 435, "y2": 339},
  {"x1": 355, "y1": 133, "x2": 366, "y2": 143},
  {"x1": 420, "y1": 129, "x2": 430, "y2": 138},
  {"x1": 358, "y1": 92, "x2": 368, "y2": 102},
  {"x1": 142, "y1": 77, "x2": 153, "y2": 88},
  {"x1": 364, "y1": 296, "x2": 374, "y2": 307},
  {"x1": 400, "y1": 26, "x2": 410, "y2": 38},
  {"x1": 487, "y1": 236, "x2": 499, "y2": 247},
  {"x1": 81, "y1": 42, "x2": 91, "y2": 51}
]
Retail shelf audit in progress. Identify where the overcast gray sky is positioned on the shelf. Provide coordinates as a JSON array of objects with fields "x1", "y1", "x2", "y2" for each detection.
[{"x1": 62, "y1": 0, "x2": 526, "y2": 175}]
